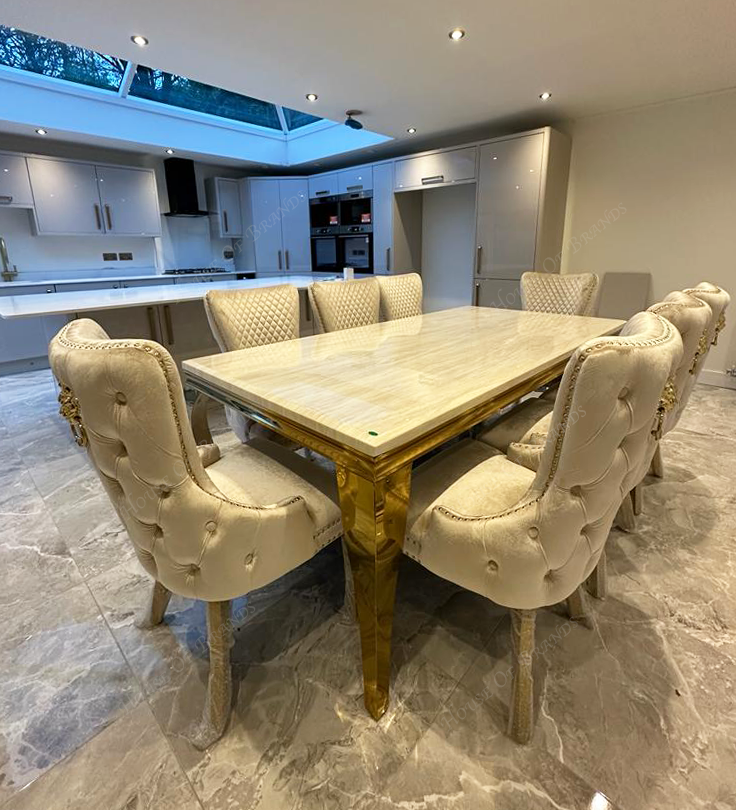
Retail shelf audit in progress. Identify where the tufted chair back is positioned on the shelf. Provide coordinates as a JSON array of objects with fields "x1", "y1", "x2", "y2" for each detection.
[
  {"x1": 204, "y1": 284, "x2": 300, "y2": 351},
  {"x1": 647, "y1": 291, "x2": 712, "y2": 434},
  {"x1": 308, "y1": 277, "x2": 380, "y2": 333},
  {"x1": 49, "y1": 319, "x2": 324, "y2": 602},
  {"x1": 204, "y1": 284, "x2": 300, "y2": 442},
  {"x1": 682, "y1": 281, "x2": 730, "y2": 347},
  {"x1": 377, "y1": 273, "x2": 423, "y2": 320},
  {"x1": 423, "y1": 311, "x2": 682, "y2": 609},
  {"x1": 521, "y1": 272, "x2": 600, "y2": 316}
]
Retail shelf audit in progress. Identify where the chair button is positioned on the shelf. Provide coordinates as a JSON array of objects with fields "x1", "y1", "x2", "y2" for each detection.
[
  {"x1": 570, "y1": 485, "x2": 583, "y2": 498},
  {"x1": 205, "y1": 520, "x2": 217, "y2": 532},
  {"x1": 244, "y1": 552, "x2": 255, "y2": 566},
  {"x1": 157, "y1": 486, "x2": 170, "y2": 498},
  {"x1": 528, "y1": 527, "x2": 539, "y2": 539},
  {"x1": 115, "y1": 392, "x2": 127, "y2": 404},
  {"x1": 188, "y1": 564, "x2": 199, "y2": 576},
  {"x1": 618, "y1": 387, "x2": 629, "y2": 400},
  {"x1": 487, "y1": 559, "x2": 498, "y2": 573}
]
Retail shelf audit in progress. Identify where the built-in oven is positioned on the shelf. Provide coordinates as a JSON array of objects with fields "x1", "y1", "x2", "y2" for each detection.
[
  {"x1": 339, "y1": 233, "x2": 373, "y2": 273},
  {"x1": 339, "y1": 190, "x2": 372, "y2": 229},
  {"x1": 309, "y1": 195, "x2": 339, "y2": 234},
  {"x1": 311, "y1": 235, "x2": 340, "y2": 273}
]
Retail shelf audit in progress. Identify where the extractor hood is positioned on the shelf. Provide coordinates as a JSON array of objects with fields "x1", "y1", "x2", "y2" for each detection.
[{"x1": 163, "y1": 158, "x2": 210, "y2": 217}]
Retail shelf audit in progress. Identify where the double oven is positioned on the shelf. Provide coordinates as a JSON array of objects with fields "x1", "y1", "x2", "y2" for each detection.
[{"x1": 310, "y1": 191, "x2": 373, "y2": 273}]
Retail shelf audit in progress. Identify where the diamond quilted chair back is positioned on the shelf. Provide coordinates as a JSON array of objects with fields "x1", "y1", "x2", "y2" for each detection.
[
  {"x1": 521, "y1": 272, "x2": 599, "y2": 316},
  {"x1": 308, "y1": 277, "x2": 380, "y2": 333}
]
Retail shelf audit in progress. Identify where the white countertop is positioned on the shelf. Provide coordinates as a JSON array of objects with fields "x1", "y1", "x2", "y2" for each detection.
[
  {"x1": 0, "y1": 270, "x2": 240, "y2": 288},
  {"x1": 0, "y1": 275, "x2": 339, "y2": 319}
]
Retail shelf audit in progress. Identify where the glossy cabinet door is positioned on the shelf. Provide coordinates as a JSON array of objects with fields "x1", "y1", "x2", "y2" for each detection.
[
  {"x1": 217, "y1": 178, "x2": 243, "y2": 237},
  {"x1": 372, "y1": 163, "x2": 393, "y2": 275},
  {"x1": 308, "y1": 173, "x2": 338, "y2": 199},
  {"x1": 394, "y1": 147, "x2": 477, "y2": 191},
  {"x1": 0, "y1": 153, "x2": 33, "y2": 208},
  {"x1": 160, "y1": 301, "x2": 219, "y2": 365},
  {"x1": 95, "y1": 166, "x2": 161, "y2": 236},
  {"x1": 279, "y1": 179, "x2": 310, "y2": 273},
  {"x1": 338, "y1": 166, "x2": 373, "y2": 194},
  {"x1": 249, "y1": 179, "x2": 285, "y2": 273},
  {"x1": 473, "y1": 278, "x2": 521, "y2": 309},
  {"x1": 475, "y1": 134, "x2": 545, "y2": 279},
  {"x1": 27, "y1": 158, "x2": 104, "y2": 235}
]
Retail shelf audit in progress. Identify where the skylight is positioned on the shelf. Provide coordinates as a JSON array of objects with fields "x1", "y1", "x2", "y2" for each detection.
[
  {"x1": 283, "y1": 107, "x2": 323, "y2": 131},
  {"x1": 0, "y1": 25, "x2": 126, "y2": 91},
  {"x1": 129, "y1": 66, "x2": 283, "y2": 130}
]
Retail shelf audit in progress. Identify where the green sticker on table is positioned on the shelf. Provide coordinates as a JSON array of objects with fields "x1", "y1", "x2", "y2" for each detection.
[{"x1": 368, "y1": 430, "x2": 378, "y2": 436}]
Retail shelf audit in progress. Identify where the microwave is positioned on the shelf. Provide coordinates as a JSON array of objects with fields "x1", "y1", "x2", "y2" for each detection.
[
  {"x1": 309, "y1": 195, "x2": 339, "y2": 235},
  {"x1": 339, "y1": 190, "x2": 372, "y2": 231}
]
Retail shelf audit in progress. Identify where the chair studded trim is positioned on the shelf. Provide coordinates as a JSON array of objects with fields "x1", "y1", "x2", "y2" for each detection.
[
  {"x1": 682, "y1": 282, "x2": 730, "y2": 347},
  {"x1": 521, "y1": 272, "x2": 600, "y2": 316},
  {"x1": 377, "y1": 273, "x2": 423, "y2": 321},
  {"x1": 308, "y1": 277, "x2": 380, "y2": 333},
  {"x1": 204, "y1": 284, "x2": 300, "y2": 352}
]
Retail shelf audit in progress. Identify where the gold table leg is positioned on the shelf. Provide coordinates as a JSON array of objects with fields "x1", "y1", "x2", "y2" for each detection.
[{"x1": 336, "y1": 463, "x2": 412, "y2": 720}]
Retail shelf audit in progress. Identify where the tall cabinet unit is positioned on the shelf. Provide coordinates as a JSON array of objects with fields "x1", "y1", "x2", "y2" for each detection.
[
  {"x1": 247, "y1": 178, "x2": 310, "y2": 274},
  {"x1": 473, "y1": 128, "x2": 571, "y2": 309},
  {"x1": 372, "y1": 163, "x2": 393, "y2": 275}
]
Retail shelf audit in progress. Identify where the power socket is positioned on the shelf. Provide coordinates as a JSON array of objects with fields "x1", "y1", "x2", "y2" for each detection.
[
  {"x1": 119, "y1": 252, "x2": 133, "y2": 261},
  {"x1": 102, "y1": 252, "x2": 118, "y2": 261}
]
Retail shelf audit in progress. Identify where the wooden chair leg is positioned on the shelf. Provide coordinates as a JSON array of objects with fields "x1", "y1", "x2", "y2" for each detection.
[
  {"x1": 508, "y1": 609, "x2": 536, "y2": 744},
  {"x1": 586, "y1": 551, "x2": 608, "y2": 600},
  {"x1": 341, "y1": 538, "x2": 357, "y2": 622},
  {"x1": 191, "y1": 392, "x2": 214, "y2": 446},
  {"x1": 135, "y1": 580, "x2": 172, "y2": 629},
  {"x1": 566, "y1": 585, "x2": 593, "y2": 628},
  {"x1": 632, "y1": 482, "x2": 643, "y2": 516},
  {"x1": 191, "y1": 600, "x2": 232, "y2": 750},
  {"x1": 650, "y1": 443, "x2": 664, "y2": 478},
  {"x1": 615, "y1": 492, "x2": 636, "y2": 532}
]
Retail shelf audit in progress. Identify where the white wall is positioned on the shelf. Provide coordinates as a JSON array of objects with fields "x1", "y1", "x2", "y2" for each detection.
[
  {"x1": 420, "y1": 184, "x2": 476, "y2": 312},
  {"x1": 560, "y1": 89, "x2": 736, "y2": 383},
  {"x1": 0, "y1": 135, "x2": 241, "y2": 281}
]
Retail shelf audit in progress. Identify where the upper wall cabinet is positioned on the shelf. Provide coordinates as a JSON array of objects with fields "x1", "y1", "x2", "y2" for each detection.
[
  {"x1": 96, "y1": 165, "x2": 162, "y2": 236},
  {"x1": 206, "y1": 177, "x2": 243, "y2": 238},
  {"x1": 27, "y1": 157, "x2": 161, "y2": 236},
  {"x1": 27, "y1": 158, "x2": 105, "y2": 235},
  {"x1": 394, "y1": 147, "x2": 477, "y2": 192},
  {"x1": 248, "y1": 178, "x2": 310, "y2": 273},
  {"x1": 0, "y1": 153, "x2": 33, "y2": 208},
  {"x1": 338, "y1": 166, "x2": 372, "y2": 194},
  {"x1": 308, "y1": 173, "x2": 338, "y2": 199}
]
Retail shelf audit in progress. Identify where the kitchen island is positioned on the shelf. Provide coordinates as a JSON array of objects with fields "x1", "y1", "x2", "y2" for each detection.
[{"x1": 0, "y1": 274, "x2": 337, "y2": 372}]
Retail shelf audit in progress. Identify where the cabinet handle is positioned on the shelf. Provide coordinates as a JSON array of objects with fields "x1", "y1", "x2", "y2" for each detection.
[
  {"x1": 474, "y1": 282, "x2": 480, "y2": 306},
  {"x1": 386, "y1": 247, "x2": 391, "y2": 273},
  {"x1": 93, "y1": 204, "x2": 102, "y2": 230},
  {"x1": 45, "y1": 287, "x2": 54, "y2": 294},
  {"x1": 285, "y1": 249, "x2": 290, "y2": 270},
  {"x1": 146, "y1": 306, "x2": 157, "y2": 340},
  {"x1": 475, "y1": 245, "x2": 483, "y2": 275},
  {"x1": 421, "y1": 175, "x2": 444, "y2": 185},
  {"x1": 163, "y1": 304, "x2": 174, "y2": 345},
  {"x1": 315, "y1": 190, "x2": 329, "y2": 196},
  {"x1": 105, "y1": 205, "x2": 113, "y2": 230},
  {"x1": 346, "y1": 184, "x2": 363, "y2": 191},
  {"x1": 0, "y1": 195, "x2": 12, "y2": 205},
  {"x1": 277, "y1": 250, "x2": 283, "y2": 270},
  {"x1": 223, "y1": 210, "x2": 229, "y2": 233}
]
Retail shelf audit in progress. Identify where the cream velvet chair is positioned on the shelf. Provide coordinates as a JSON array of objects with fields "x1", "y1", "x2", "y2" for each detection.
[
  {"x1": 199, "y1": 284, "x2": 300, "y2": 445},
  {"x1": 404, "y1": 311, "x2": 682, "y2": 743},
  {"x1": 521, "y1": 271, "x2": 600, "y2": 316},
  {"x1": 308, "y1": 277, "x2": 380, "y2": 333},
  {"x1": 377, "y1": 273, "x2": 423, "y2": 320},
  {"x1": 49, "y1": 319, "x2": 343, "y2": 748}
]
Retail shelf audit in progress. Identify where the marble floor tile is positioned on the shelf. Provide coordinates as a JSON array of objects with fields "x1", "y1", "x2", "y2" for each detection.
[
  {"x1": 0, "y1": 583, "x2": 143, "y2": 804},
  {"x1": 0, "y1": 702, "x2": 202, "y2": 810}
]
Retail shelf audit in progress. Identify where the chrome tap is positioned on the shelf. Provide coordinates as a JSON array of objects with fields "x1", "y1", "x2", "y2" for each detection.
[{"x1": 0, "y1": 235, "x2": 18, "y2": 282}]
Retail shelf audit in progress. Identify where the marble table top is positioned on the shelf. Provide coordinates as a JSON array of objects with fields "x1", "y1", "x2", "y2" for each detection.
[
  {"x1": 0, "y1": 275, "x2": 336, "y2": 319},
  {"x1": 183, "y1": 307, "x2": 624, "y2": 456}
]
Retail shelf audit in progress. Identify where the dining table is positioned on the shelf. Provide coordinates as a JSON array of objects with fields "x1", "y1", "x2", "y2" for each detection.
[{"x1": 182, "y1": 305, "x2": 625, "y2": 720}]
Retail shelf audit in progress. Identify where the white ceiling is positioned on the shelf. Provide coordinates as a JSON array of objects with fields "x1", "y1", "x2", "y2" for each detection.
[{"x1": 3, "y1": 0, "x2": 736, "y2": 167}]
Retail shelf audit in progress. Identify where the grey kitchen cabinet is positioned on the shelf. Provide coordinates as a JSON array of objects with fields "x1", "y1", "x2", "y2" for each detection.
[
  {"x1": 248, "y1": 178, "x2": 310, "y2": 273},
  {"x1": 84, "y1": 305, "x2": 161, "y2": 341},
  {"x1": 308, "y1": 173, "x2": 339, "y2": 199},
  {"x1": 95, "y1": 165, "x2": 162, "y2": 236},
  {"x1": 372, "y1": 163, "x2": 393, "y2": 275},
  {"x1": 394, "y1": 147, "x2": 477, "y2": 192},
  {"x1": 298, "y1": 288, "x2": 314, "y2": 336},
  {"x1": 0, "y1": 284, "x2": 65, "y2": 374},
  {"x1": 473, "y1": 278, "x2": 521, "y2": 309},
  {"x1": 206, "y1": 178, "x2": 243, "y2": 238},
  {"x1": 159, "y1": 301, "x2": 219, "y2": 365},
  {"x1": 0, "y1": 152, "x2": 33, "y2": 208}
]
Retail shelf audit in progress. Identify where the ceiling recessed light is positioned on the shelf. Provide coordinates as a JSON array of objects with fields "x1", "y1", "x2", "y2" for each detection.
[
  {"x1": 165, "y1": 148, "x2": 175, "y2": 155},
  {"x1": 35, "y1": 128, "x2": 47, "y2": 135},
  {"x1": 131, "y1": 34, "x2": 149, "y2": 47},
  {"x1": 449, "y1": 28, "x2": 465, "y2": 41},
  {"x1": 305, "y1": 93, "x2": 318, "y2": 102},
  {"x1": 539, "y1": 91, "x2": 552, "y2": 101},
  {"x1": 407, "y1": 127, "x2": 417, "y2": 134}
]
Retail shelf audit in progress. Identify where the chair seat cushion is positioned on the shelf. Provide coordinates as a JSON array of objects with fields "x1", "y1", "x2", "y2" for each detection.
[
  {"x1": 405, "y1": 439, "x2": 535, "y2": 557},
  {"x1": 207, "y1": 437, "x2": 341, "y2": 539},
  {"x1": 477, "y1": 398, "x2": 554, "y2": 452}
]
